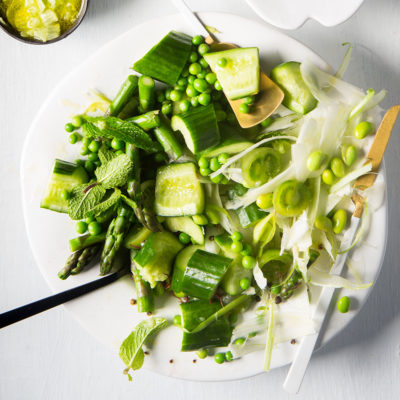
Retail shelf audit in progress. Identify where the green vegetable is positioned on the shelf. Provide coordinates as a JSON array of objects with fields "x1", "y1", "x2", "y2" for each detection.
[
  {"x1": 256, "y1": 193, "x2": 273, "y2": 209},
  {"x1": 242, "y1": 256, "x2": 256, "y2": 270},
  {"x1": 273, "y1": 180, "x2": 311, "y2": 217},
  {"x1": 138, "y1": 76, "x2": 155, "y2": 112},
  {"x1": 221, "y1": 258, "x2": 252, "y2": 295},
  {"x1": 332, "y1": 209, "x2": 347, "y2": 234},
  {"x1": 214, "y1": 353, "x2": 225, "y2": 364},
  {"x1": 94, "y1": 154, "x2": 134, "y2": 189},
  {"x1": 171, "y1": 104, "x2": 220, "y2": 154},
  {"x1": 337, "y1": 296, "x2": 351, "y2": 313},
  {"x1": 196, "y1": 349, "x2": 208, "y2": 359},
  {"x1": 154, "y1": 163, "x2": 205, "y2": 217},
  {"x1": 165, "y1": 216, "x2": 205, "y2": 245},
  {"x1": 231, "y1": 241, "x2": 243, "y2": 253},
  {"x1": 179, "y1": 232, "x2": 191, "y2": 244},
  {"x1": 259, "y1": 249, "x2": 293, "y2": 285},
  {"x1": 68, "y1": 183, "x2": 106, "y2": 221},
  {"x1": 131, "y1": 251, "x2": 154, "y2": 313},
  {"x1": 124, "y1": 226, "x2": 152, "y2": 249},
  {"x1": 322, "y1": 169, "x2": 335, "y2": 185},
  {"x1": 69, "y1": 232, "x2": 107, "y2": 252},
  {"x1": 241, "y1": 148, "x2": 281, "y2": 188},
  {"x1": 198, "y1": 43, "x2": 209, "y2": 55},
  {"x1": 192, "y1": 215, "x2": 208, "y2": 225},
  {"x1": 330, "y1": 157, "x2": 346, "y2": 178},
  {"x1": 108, "y1": 75, "x2": 139, "y2": 117},
  {"x1": 239, "y1": 103, "x2": 250, "y2": 114},
  {"x1": 88, "y1": 221, "x2": 102, "y2": 236},
  {"x1": 354, "y1": 121, "x2": 374, "y2": 139},
  {"x1": 119, "y1": 317, "x2": 167, "y2": 380},
  {"x1": 134, "y1": 231, "x2": 183, "y2": 288},
  {"x1": 314, "y1": 215, "x2": 333, "y2": 232},
  {"x1": 41, "y1": 159, "x2": 89, "y2": 214},
  {"x1": 117, "y1": 97, "x2": 139, "y2": 120},
  {"x1": 153, "y1": 119, "x2": 183, "y2": 160},
  {"x1": 306, "y1": 150, "x2": 327, "y2": 171},
  {"x1": 86, "y1": 188, "x2": 121, "y2": 218},
  {"x1": 133, "y1": 31, "x2": 192, "y2": 85},
  {"x1": 192, "y1": 35, "x2": 203, "y2": 45},
  {"x1": 341, "y1": 145, "x2": 358, "y2": 167},
  {"x1": 126, "y1": 111, "x2": 160, "y2": 131},
  {"x1": 235, "y1": 202, "x2": 267, "y2": 228},
  {"x1": 180, "y1": 250, "x2": 232, "y2": 300},
  {"x1": 76, "y1": 221, "x2": 87, "y2": 234},
  {"x1": 239, "y1": 277, "x2": 251, "y2": 290},
  {"x1": 204, "y1": 48, "x2": 260, "y2": 100},
  {"x1": 270, "y1": 61, "x2": 318, "y2": 114}
]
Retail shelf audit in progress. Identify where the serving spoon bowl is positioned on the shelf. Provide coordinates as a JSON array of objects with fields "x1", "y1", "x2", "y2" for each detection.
[{"x1": 0, "y1": 0, "x2": 89, "y2": 45}]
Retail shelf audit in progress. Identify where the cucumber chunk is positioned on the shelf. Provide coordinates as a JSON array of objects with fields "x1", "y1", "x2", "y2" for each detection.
[
  {"x1": 270, "y1": 61, "x2": 318, "y2": 115},
  {"x1": 40, "y1": 159, "x2": 89, "y2": 213},
  {"x1": 133, "y1": 31, "x2": 192, "y2": 85},
  {"x1": 221, "y1": 258, "x2": 253, "y2": 296},
  {"x1": 204, "y1": 48, "x2": 260, "y2": 100},
  {"x1": 124, "y1": 226, "x2": 152, "y2": 249},
  {"x1": 171, "y1": 104, "x2": 220, "y2": 154},
  {"x1": 165, "y1": 216, "x2": 205, "y2": 245},
  {"x1": 154, "y1": 162, "x2": 205, "y2": 217},
  {"x1": 134, "y1": 231, "x2": 183, "y2": 288},
  {"x1": 235, "y1": 203, "x2": 268, "y2": 228}
]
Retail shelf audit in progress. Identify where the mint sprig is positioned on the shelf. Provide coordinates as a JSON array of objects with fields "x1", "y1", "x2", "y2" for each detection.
[
  {"x1": 95, "y1": 153, "x2": 134, "y2": 189},
  {"x1": 68, "y1": 184, "x2": 106, "y2": 220}
]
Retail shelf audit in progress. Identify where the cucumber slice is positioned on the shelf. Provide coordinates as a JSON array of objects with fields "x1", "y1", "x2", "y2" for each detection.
[
  {"x1": 134, "y1": 231, "x2": 183, "y2": 288},
  {"x1": 165, "y1": 216, "x2": 205, "y2": 245},
  {"x1": 235, "y1": 203, "x2": 267, "y2": 228},
  {"x1": 40, "y1": 159, "x2": 89, "y2": 213},
  {"x1": 171, "y1": 104, "x2": 220, "y2": 154},
  {"x1": 270, "y1": 61, "x2": 318, "y2": 115},
  {"x1": 241, "y1": 147, "x2": 282, "y2": 188},
  {"x1": 204, "y1": 48, "x2": 260, "y2": 100},
  {"x1": 201, "y1": 138, "x2": 252, "y2": 158},
  {"x1": 154, "y1": 163, "x2": 205, "y2": 217},
  {"x1": 171, "y1": 245, "x2": 203, "y2": 293},
  {"x1": 133, "y1": 31, "x2": 192, "y2": 85},
  {"x1": 221, "y1": 258, "x2": 252, "y2": 296},
  {"x1": 124, "y1": 226, "x2": 152, "y2": 249}
]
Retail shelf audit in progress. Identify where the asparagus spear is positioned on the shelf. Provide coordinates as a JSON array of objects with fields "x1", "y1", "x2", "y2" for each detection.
[
  {"x1": 130, "y1": 250, "x2": 154, "y2": 313},
  {"x1": 127, "y1": 110, "x2": 160, "y2": 131},
  {"x1": 138, "y1": 76, "x2": 155, "y2": 112},
  {"x1": 108, "y1": 75, "x2": 139, "y2": 117},
  {"x1": 153, "y1": 118, "x2": 183, "y2": 160},
  {"x1": 58, "y1": 249, "x2": 84, "y2": 280},
  {"x1": 117, "y1": 97, "x2": 139, "y2": 120},
  {"x1": 100, "y1": 205, "x2": 133, "y2": 275},
  {"x1": 69, "y1": 232, "x2": 106, "y2": 252}
]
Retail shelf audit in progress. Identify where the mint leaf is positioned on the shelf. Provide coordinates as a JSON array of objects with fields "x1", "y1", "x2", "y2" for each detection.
[
  {"x1": 98, "y1": 145, "x2": 117, "y2": 164},
  {"x1": 88, "y1": 188, "x2": 121, "y2": 218},
  {"x1": 82, "y1": 116, "x2": 161, "y2": 153},
  {"x1": 68, "y1": 183, "x2": 106, "y2": 220},
  {"x1": 119, "y1": 317, "x2": 167, "y2": 379},
  {"x1": 95, "y1": 154, "x2": 134, "y2": 189}
]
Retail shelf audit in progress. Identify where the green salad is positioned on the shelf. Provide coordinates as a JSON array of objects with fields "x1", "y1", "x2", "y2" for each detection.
[{"x1": 40, "y1": 32, "x2": 385, "y2": 378}]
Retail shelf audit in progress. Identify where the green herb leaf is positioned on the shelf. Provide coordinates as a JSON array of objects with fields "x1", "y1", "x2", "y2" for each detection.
[
  {"x1": 119, "y1": 317, "x2": 167, "y2": 379},
  {"x1": 88, "y1": 188, "x2": 121, "y2": 217},
  {"x1": 68, "y1": 183, "x2": 106, "y2": 220},
  {"x1": 98, "y1": 145, "x2": 117, "y2": 164},
  {"x1": 82, "y1": 116, "x2": 162, "y2": 153},
  {"x1": 95, "y1": 154, "x2": 134, "y2": 189}
]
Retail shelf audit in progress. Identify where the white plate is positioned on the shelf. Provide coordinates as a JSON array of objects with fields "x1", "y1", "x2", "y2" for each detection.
[
  {"x1": 246, "y1": 0, "x2": 365, "y2": 30},
  {"x1": 21, "y1": 12, "x2": 387, "y2": 381}
]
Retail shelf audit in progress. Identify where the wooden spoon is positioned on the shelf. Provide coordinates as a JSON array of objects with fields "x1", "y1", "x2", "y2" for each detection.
[{"x1": 172, "y1": 0, "x2": 284, "y2": 128}]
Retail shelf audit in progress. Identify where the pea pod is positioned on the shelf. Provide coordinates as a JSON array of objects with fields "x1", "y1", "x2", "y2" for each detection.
[{"x1": 332, "y1": 209, "x2": 347, "y2": 234}]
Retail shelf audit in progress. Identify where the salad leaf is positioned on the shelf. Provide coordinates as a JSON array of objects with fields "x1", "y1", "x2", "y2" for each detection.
[
  {"x1": 119, "y1": 317, "x2": 167, "y2": 380},
  {"x1": 95, "y1": 154, "x2": 134, "y2": 189},
  {"x1": 98, "y1": 145, "x2": 117, "y2": 164},
  {"x1": 87, "y1": 188, "x2": 121, "y2": 218},
  {"x1": 68, "y1": 183, "x2": 106, "y2": 220}
]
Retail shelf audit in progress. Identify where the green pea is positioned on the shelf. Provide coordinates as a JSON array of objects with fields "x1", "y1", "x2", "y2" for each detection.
[
  {"x1": 88, "y1": 221, "x2": 102, "y2": 236},
  {"x1": 88, "y1": 140, "x2": 100, "y2": 153},
  {"x1": 69, "y1": 133, "x2": 78, "y2": 144},
  {"x1": 306, "y1": 150, "x2": 327, "y2": 171},
  {"x1": 224, "y1": 351, "x2": 233, "y2": 362},
  {"x1": 85, "y1": 216, "x2": 95, "y2": 224},
  {"x1": 209, "y1": 157, "x2": 221, "y2": 172},
  {"x1": 161, "y1": 101, "x2": 172, "y2": 115},
  {"x1": 243, "y1": 96, "x2": 254, "y2": 105},
  {"x1": 198, "y1": 43, "x2": 209, "y2": 55},
  {"x1": 234, "y1": 337, "x2": 245, "y2": 346},
  {"x1": 337, "y1": 296, "x2": 351, "y2": 313},
  {"x1": 205, "y1": 72, "x2": 217, "y2": 84},
  {"x1": 75, "y1": 159, "x2": 85, "y2": 167},
  {"x1": 64, "y1": 122, "x2": 75, "y2": 133},
  {"x1": 218, "y1": 153, "x2": 230, "y2": 164},
  {"x1": 193, "y1": 78, "x2": 208, "y2": 93},
  {"x1": 82, "y1": 137, "x2": 90, "y2": 146},
  {"x1": 256, "y1": 193, "x2": 273, "y2": 209},
  {"x1": 84, "y1": 160, "x2": 95, "y2": 173},
  {"x1": 186, "y1": 85, "x2": 198, "y2": 98},
  {"x1": 188, "y1": 75, "x2": 196, "y2": 85},
  {"x1": 189, "y1": 62, "x2": 202, "y2": 75},
  {"x1": 198, "y1": 93, "x2": 211, "y2": 106},
  {"x1": 261, "y1": 117, "x2": 273, "y2": 128},
  {"x1": 192, "y1": 215, "x2": 208, "y2": 225},
  {"x1": 80, "y1": 145, "x2": 89, "y2": 156},
  {"x1": 173, "y1": 314, "x2": 182, "y2": 326},
  {"x1": 198, "y1": 157, "x2": 209, "y2": 169},
  {"x1": 239, "y1": 277, "x2": 251, "y2": 290},
  {"x1": 240, "y1": 243, "x2": 253, "y2": 257},
  {"x1": 178, "y1": 78, "x2": 188, "y2": 87},
  {"x1": 220, "y1": 176, "x2": 229, "y2": 185},
  {"x1": 242, "y1": 256, "x2": 256, "y2": 270},
  {"x1": 217, "y1": 57, "x2": 227, "y2": 68},
  {"x1": 210, "y1": 174, "x2": 223, "y2": 184},
  {"x1": 322, "y1": 169, "x2": 335, "y2": 185},
  {"x1": 330, "y1": 157, "x2": 346, "y2": 178},
  {"x1": 156, "y1": 91, "x2": 165, "y2": 103},
  {"x1": 239, "y1": 103, "x2": 250, "y2": 114},
  {"x1": 179, "y1": 232, "x2": 191, "y2": 244},
  {"x1": 115, "y1": 150, "x2": 124, "y2": 156},
  {"x1": 196, "y1": 349, "x2": 208, "y2": 359},
  {"x1": 191, "y1": 97, "x2": 199, "y2": 107},
  {"x1": 111, "y1": 138, "x2": 124, "y2": 150},
  {"x1": 76, "y1": 221, "x2": 88, "y2": 234},
  {"x1": 354, "y1": 121, "x2": 374, "y2": 139},
  {"x1": 231, "y1": 241, "x2": 243, "y2": 253},
  {"x1": 192, "y1": 35, "x2": 204, "y2": 45},
  {"x1": 199, "y1": 167, "x2": 211, "y2": 176},
  {"x1": 231, "y1": 231, "x2": 243, "y2": 241},
  {"x1": 165, "y1": 88, "x2": 172, "y2": 100},
  {"x1": 270, "y1": 285, "x2": 281, "y2": 295},
  {"x1": 341, "y1": 145, "x2": 358, "y2": 166},
  {"x1": 214, "y1": 353, "x2": 225, "y2": 364},
  {"x1": 71, "y1": 115, "x2": 83, "y2": 128},
  {"x1": 179, "y1": 100, "x2": 191, "y2": 113},
  {"x1": 199, "y1": 58, "x2": 209, "y2": 68},
  {"x1": 60, "y1": 189, "x2": 70, "y2": 200},
  {"x1": 174, "y1": 84, "x2": 185, "y2": 92},
  {"x1": 332, "y1": 209, "x2": 347, "y2": 234},
  {"x1": 196, "y1": 71, "x2": 207, "y2": 79},
  {"x1": 314, "y1": 215, "x2": 333, "y2": 232},
  {"x1": 189, "y1": 51, "x2": 198, "y2": 63},
  {"x1": 88, "y1": 152, "x2": 99, "y2": 162},
  {"x1": 170, "y1": 90, "x2": 183, "y2": 102},
  {"x1": 214, "y1": 80, "x2": 223, "y2": 91},
  {"x1": 248, "y1": 332, "x2": 257, "y2": 338}
]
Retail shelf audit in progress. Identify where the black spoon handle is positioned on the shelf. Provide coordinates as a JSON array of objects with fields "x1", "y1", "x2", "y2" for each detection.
[{"x1": 0, "y1": 268, "x2": 128, "y2": 329}]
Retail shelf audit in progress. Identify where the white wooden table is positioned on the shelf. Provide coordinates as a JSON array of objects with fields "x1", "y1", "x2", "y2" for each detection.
[{"x1": 1, "y1": 1, "x2": 399, "y2": 398}]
